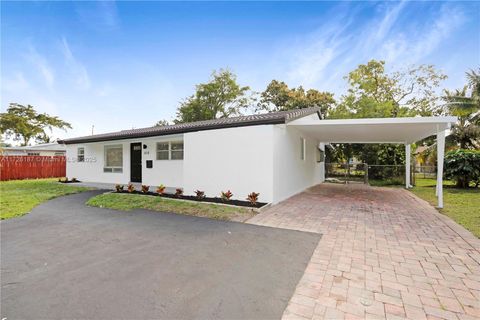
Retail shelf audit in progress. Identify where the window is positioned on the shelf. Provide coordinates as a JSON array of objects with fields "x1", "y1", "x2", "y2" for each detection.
[
  {"x1": 104, "y1": 145, "x2": 123, "y2": 173},
  {"x1": 27, "y1": 152, "x2": 40, "y2": 156},
  {"x1": 300, "y1": 138, "x2": 306, "y2": 160},
  {"x1": 54, "y1": 152, "x2": 64, "y2": 156},
  {"x1": 156, "y1": 142, "x2": 169, "y2": 160},
  {"x1": 156, "y1": 141, "x2": 184, "y2": 160},
  {"x1": 171, "y1": 142, "x2": 184, "y2": 160},
  {"x1": 77, "y1": 147, "x2": 85, "y2": 162}
]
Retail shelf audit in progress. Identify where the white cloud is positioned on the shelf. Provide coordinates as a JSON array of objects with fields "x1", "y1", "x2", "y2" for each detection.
[
  {"x1": 278, "y1": 2, "x2": 467, "y2": 95},
  {"x1": 24, "y1": 45, "x2": 55, "y2": 89},
  {"x1": 61, "y1": 37, "x2": 91, "y2": 90}
]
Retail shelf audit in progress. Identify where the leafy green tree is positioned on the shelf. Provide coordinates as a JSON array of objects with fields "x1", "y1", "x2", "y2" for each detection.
[
  {"x1": 258, "y1": 80, "x2": 335, "y2": 119},
  {"x1": 155, "y1": 119, "x2": 170, "y2": 127},
  {"x1": 0, "y1": 103, "x2": 72, "y2": 146},
  {"x1": 174, "y1": 69, "x2": 251, "y2": 123},
  {"x1": 327, "y1": 61, "x2": 446, "y2": 182},
  {"x1": 330, "y1": 60, "x2": 447, "y2": 119},
  {"x1": 442, "y1": 68, "x2": 480, "y2": 149}
]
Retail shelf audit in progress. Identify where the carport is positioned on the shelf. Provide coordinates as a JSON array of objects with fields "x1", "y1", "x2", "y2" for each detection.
[{"x1": 287, "y1": 116, "x2": 457, "y2": 208}]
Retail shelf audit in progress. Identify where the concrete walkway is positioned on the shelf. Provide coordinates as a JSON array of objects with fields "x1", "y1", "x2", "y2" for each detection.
[{"x1": 248, "y1": 184, "x2": 480, "y2": 320}]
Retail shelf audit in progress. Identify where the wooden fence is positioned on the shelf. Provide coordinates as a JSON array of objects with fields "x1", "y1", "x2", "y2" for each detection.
[{"x1": 0, "y1": 156, "x2": 66, "y2": 181}]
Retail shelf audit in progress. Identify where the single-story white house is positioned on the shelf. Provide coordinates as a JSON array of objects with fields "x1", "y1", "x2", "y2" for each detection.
[
  {"x1": 59, "y1": 108, "x2": 456, "y2": 207},
  {"x1": 1, "y1": 143, "x2": 66, "y2": 156}
]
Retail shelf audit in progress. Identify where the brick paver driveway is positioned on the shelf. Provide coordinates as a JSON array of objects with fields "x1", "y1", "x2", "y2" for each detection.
[{"x1": 248, "y1": 184, "x2": 480, "y2": 320}]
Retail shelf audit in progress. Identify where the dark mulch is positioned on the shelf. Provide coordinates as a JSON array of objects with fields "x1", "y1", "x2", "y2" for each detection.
[
  {"x1": 114, "y1": 190, "x2": 268, "y2": 209},
  {"x1": 58, "y1": 180, "x2": 81, "y2": 184}
]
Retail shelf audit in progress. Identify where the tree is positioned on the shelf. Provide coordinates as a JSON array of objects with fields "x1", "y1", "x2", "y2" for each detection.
[
  {"x1": 442, "y1": 68, "x2": 480, "y2": 149},
  {"x1": 330, "y1": 60, "x2": 447, "y2": 119},
  {"x1": 258, "y1": 80, "x2": 335, "y2": 119},
  {"x1": 155, "y1": 119, "x2": 170, "y2": 126},
  {"x1": 327, "y1": 61, "x2": 446, "y2": 182},
  {"x1": 0, "y1": 103, "x2": 72, "y2": 146},
  {"x1": 174, "y1": 69, "x2": 251, "y2": 123}
]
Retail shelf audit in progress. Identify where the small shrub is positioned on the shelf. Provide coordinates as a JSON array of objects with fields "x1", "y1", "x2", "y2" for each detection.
[
  {"x1": 71, "y1": 177, "x2": 78, "y2": 182},
  {"x1": 194, "y1": 190, "x2": 205, "y2": 199},
  {"x1": 156, "y1": 184, "x2": 166, "y2": 194},
  {"x1": 127, "y1": 183, "x2": 135, "y2": 193},
  {"x1": 141, "y1": 185, "x2": 149, "y2": 193},
  {"x1": 445, "y1": 149, "x2": 480, "y2": 188},
  {"x1": 175, "y1": 188, "x2": 183, "y2": 197},
  {"x1": 115, "y1": 184, "x2": 124, "y2": 192},
  {"x1": 58, "y1": 177, "x2": 67, "y2": 182},
  {"x1": 246, "y1": 192, "x2": 260, "y2": 206},
  {"x1": 221, "y1": 190, "x2": 233, "y2": 201}
]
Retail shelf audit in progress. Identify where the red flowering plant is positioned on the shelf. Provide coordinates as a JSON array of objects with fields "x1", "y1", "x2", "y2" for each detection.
[
  {"x1": 246, "y1": 192, "x2": 260, "y2": 206},
  {"x1": 175, "y1": 188, "x2": 183, "y2": 197},
  {"x1": 221, "y1": 190, "x2": 233, "y2": 201},
  {"x1": 156, "y1": 184, "x2": 166, "y2": 194},
  {"x1": 194, "y1": 190, "x2": 205, "y2": 199}
]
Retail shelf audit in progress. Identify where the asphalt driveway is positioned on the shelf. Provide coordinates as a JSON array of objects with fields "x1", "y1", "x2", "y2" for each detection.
[{"x1": 1, "y1": 191, "x2": 321, "y2": 320}]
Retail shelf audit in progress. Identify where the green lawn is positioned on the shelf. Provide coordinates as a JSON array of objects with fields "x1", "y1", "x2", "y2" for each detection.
[
  {"x1": 86, "y1": 193, "x2": 257, "y2": 222},
  {"x1": 409, "y1": 178, "x2": 480, "y2": 238},
  {"x1": 0, "y1": 179, "x2": 91, "y2": 219}
]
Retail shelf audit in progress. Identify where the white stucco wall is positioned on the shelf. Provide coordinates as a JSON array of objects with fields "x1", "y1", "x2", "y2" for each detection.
[
  {"x1": 183, "y1": 125, "x2": 275, "y2": 203},
  {"x1": 66, "y1": 134, "x2": 184, "y2": 187},
  {"x1": 272, "y1": 124, "x2": 323, "y2": 203},
  {"x1": 66, "y1": 121, "x2": 324, "y2": 204}
]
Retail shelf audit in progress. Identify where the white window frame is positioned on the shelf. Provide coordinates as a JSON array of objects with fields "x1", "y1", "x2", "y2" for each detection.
[
  {"x1": 170, "y1": 141, "x2": 184, "y2": 160},
  {"x1": 156, "y1": 142, "x2": 170, "y2": 160},
  {"x1": 300, "y1": 137, "x2": 306, "y2": 161},
  {"x1": 104, "y1": 144, "x2": 123, "y2": 173},
  {"x1": 77, "y1": 147, "x2": 85, "y2": 162},
  {"x1": 156, "y1": 141, "x2": 184, "y2": 160}
]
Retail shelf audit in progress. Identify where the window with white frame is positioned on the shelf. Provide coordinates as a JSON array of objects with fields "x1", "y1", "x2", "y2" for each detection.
[
  {"x1": 104, "y1": 145, "x2": 123, "y2": 172},
  {"x1": 156, "y1": 142, "x2": 170, "y2": 160},
  {"x1": 156, "y1": 141, "x2": 184, "y2": 160},
  {"x1": 171, "y1": 142, "x2": 184, "y2": 160},
  {"x1": 300, "y1": 137, "x2": 306, "y2": 160},
  {"x1": 77, "y1": 147, "x2": 85, "y2": 162}
]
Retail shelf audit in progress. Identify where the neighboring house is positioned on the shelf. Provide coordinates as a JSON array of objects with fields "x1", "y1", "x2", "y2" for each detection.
[
  {"x1": 59, "y1": 108, "x2": 455, "y2": 206},
  {"x1": 1, "y1": 143, "x2": 66, "y2": 156}
]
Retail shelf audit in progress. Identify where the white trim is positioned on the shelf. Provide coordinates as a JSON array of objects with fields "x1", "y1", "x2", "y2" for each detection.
[
  {"x1": 436, "y1": 130, "x2": 445, "y2": 208},
  {"x1": 288, "y1": 116, "x2": 457, "y2": 126},
  {"x1": 405, "y1": 144, "x2": 411, "y2": 188}
]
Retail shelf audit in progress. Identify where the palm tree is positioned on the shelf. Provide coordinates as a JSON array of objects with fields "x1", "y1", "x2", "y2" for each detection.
[{"x1": 442, "y1": 68, "x2": 480, "y2": 149}]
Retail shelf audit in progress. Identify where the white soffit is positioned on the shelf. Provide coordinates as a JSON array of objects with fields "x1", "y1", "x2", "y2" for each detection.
[{"x1": 287, "y1": 116, "x2": 457, "y2": 144}]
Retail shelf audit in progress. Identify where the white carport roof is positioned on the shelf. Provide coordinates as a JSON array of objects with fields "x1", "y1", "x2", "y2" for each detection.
[
  {"x1": 287, "y1": 115, "x2": 458, "y2": 209},
  {"x1": 287, "y1": 116, "x2": 457, "y2": 144}
]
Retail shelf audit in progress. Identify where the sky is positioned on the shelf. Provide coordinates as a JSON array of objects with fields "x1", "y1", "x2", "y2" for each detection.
[{"x1": 1, "y1": 1, "x2": 479, "y2": 142}]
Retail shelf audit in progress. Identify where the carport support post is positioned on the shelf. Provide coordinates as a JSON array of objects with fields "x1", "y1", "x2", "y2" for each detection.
[
  {"x1": 436, "y1": 130, "x2": 445, "y2": 208},
  {"x1": 405, "y1": 144, "x2": 411, "y2": 188}
]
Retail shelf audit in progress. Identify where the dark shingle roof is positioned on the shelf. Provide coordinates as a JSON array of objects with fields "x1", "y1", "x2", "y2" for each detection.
[{"x1": 59, "y1": 107, "x2": 321, "y2": 144}]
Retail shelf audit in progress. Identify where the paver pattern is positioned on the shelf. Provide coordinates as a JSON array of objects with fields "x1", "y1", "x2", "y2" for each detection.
[{"x1": 248, "y1": 184, "x2": 480, "y2": 320}]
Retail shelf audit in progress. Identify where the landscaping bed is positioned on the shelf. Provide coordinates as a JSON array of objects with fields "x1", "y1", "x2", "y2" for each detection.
[
  {"x1": 86, "y1": 193, "x2": 258, "y2": 222},
  {"x1": 58, "y1": 178, "x2": 81, "y2": 184},
  {"x1": 113, "y1": 190, "x2": 268, "y2": 209}
]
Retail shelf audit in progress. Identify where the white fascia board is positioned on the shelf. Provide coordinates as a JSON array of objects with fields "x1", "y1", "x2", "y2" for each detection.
[{"x1": 288, "y1": 116, "x2": 457, "y2": 126}]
